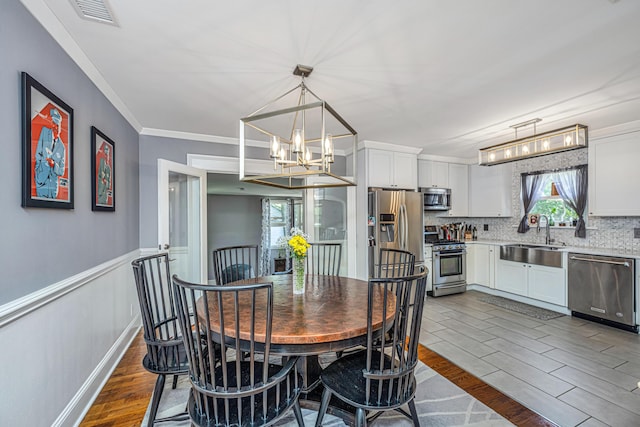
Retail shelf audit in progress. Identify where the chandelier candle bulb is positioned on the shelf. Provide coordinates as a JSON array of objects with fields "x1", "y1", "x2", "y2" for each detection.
[
  {"x1": 293, "y1": 129, "x2": 303, "y2": 153},
  {"x1": 270, "y1": 136, "x2": 280, "y2": 158}
]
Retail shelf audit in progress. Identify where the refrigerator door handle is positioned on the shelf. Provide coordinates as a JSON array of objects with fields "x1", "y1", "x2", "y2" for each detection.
[{"x1": 399, "y1": 203, "x2": 407, "y2": 251}]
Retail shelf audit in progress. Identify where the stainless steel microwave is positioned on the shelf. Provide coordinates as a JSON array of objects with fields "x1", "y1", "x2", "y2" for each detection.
[{"x1": 420, "y1": 187, "x2": 451, "y2": 211}]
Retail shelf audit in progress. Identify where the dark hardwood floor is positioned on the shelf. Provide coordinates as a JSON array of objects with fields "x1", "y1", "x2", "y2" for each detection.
[{"x1": 80, "y1": 329, "x2": 556, "y2": 426}]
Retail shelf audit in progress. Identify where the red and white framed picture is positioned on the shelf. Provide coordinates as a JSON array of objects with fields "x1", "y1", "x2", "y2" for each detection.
[
  {"x1": 91, "y1": 126, "x2": 115, "y2": 212},
  {"x1": 21, "y1": 72, "x2": 74, "y2": 209}
]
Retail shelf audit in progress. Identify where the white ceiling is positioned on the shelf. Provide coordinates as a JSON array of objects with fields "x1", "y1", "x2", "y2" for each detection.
[{"x1": 23, "y1": 0, "x2": 640, "y2": 159}]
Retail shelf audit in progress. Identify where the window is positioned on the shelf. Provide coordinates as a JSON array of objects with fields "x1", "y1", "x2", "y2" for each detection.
[
  {"x1": 266, "y1": 198, "x2": 302, "y2": 249},
  {"x1": 519, "y1": 165, "x2": 587, "y2": 236},
  {"x1": 529, "y1": 172, "x2": 579, "y2": 226}
]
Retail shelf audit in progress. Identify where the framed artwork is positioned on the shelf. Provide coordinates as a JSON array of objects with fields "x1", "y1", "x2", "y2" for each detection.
[
  {"x1": 21, "y1": 72, "x2": 74, "y2": 209},
  {"x1": 91, "y1": 126, "x2": 115, "y2": 211}
]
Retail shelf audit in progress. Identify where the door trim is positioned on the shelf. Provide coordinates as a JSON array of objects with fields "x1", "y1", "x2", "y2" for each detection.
[{"x1": 158, "y1": 159, "x2": 208, "y2": 283}]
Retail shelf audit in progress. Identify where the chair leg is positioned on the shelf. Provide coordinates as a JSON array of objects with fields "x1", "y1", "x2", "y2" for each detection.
[
  {"x1": 408, "y1": 398, "x2": 420, "y2": 427},
  {"x1": 315, "y1": 388, "x2": 332, "y2": 426},
  {"x1": 148, "y1": 374, "x2": 166, "y2": 427},
  {"x1": 292, "y1": 400, "x2": 304, "y2": 427},
  {"x1": 172, "y1": 374, "x2": 179, "y2": 389},
  {"x1": 355, "y1": 408, "x2": 367, "y2": 427}
]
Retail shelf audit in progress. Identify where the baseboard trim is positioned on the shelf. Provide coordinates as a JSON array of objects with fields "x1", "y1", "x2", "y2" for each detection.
[
  {"x1": 0, "y1": 249, "x2": 140, "y2": 328},
  {"x1": 54, "y1": 317, "x2": 141, "y2": 427}
]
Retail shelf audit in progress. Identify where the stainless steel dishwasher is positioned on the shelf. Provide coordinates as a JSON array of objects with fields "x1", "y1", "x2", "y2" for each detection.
[{"x1": 568, "y1": 252, "x2": 637, "y2": 332}]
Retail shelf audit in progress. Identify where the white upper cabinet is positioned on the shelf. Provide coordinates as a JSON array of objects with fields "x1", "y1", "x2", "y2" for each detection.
[
  {"x1": 367, "y1": 149, "x2": 417, "y2": 190},
  {"x1": 588, "y1": 131, "x2": 640, "y2": 216},
  {"x1": 446, "y1": 163, "x2": 469, "y2": 217},
  {"x1": 418, "y1": 160, "x2": 449, "y2": 188},
  {"x1": 469, "y1": 163, "x2": 513, "y2": 217}
]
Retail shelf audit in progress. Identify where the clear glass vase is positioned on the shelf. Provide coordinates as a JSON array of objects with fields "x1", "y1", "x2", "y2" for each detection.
[{"x1": 292, "y1": 257, "x2": 306, "y2": 295}]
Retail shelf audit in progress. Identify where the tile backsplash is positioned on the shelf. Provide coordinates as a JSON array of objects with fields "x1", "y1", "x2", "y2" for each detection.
[{"x1": 425, "y1": 148, "x2": 640, "y2": 254}]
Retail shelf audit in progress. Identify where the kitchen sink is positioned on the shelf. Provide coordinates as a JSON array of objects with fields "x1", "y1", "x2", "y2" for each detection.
[
  {"x1": 506, "y1": 243, "x2": 560, "y2": 250},
  {"x1": 500, "y1": 244, "x2": 563, "y2": 268}
]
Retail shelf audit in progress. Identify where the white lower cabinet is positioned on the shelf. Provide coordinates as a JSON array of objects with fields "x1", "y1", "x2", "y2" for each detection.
[
  {"x1": 466, "y1": 243, "x2": 497, "y2": 288},
  {"x1": 425, "y1": 258, "x2": 433, "y2": 292},
  {"x1": 527, "y1": 265, "x2": 566, "y2": 306},
  {"x1": 496, "y1": 260, "x2": 566, "y2": 306},
  {"x1": 496, "y1": 260, "x2": 528, "y2": 295}
]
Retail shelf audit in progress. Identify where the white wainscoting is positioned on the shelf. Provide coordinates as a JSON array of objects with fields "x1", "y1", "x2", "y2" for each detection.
[{"x1": 0, "y1": 250, "x2": 143, "y2": 427}]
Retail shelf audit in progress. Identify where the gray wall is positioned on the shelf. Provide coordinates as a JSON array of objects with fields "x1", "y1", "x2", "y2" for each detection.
[
  {"x1": 207, "y1": 194, "x2": 263, "y2": 280},
  {"x1": 139, "y1": 135, "x2": 347, "y2": 248},
  {"x1": 0, "y1": 0, "x2": 139, "y2": 305},
  {"x1": 138, "y1": 135, "x2": 249, "y2": 248}
]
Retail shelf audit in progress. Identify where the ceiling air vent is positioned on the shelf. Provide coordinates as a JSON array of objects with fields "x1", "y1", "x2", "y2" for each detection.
[{"x1": 70, "y1": 0, "x2": 118, "y2": 26}]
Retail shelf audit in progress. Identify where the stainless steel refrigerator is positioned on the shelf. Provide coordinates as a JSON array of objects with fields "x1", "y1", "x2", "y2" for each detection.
[{"x1": 368, "y1": 189, "x2": 424, "y2": 277}]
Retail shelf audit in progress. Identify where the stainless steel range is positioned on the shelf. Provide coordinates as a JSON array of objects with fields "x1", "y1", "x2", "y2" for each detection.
[{"x1": 431, "y1": 240, "x2": 467, "y2": 297}]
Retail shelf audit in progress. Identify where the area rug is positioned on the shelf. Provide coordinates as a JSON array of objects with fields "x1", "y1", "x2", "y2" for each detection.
[
  {"x1": 142, "y1": 362, "x2": 512, "y2": 426},
  {"x1": 478, "y1": 294, "x2": 565, "y2": 321}
]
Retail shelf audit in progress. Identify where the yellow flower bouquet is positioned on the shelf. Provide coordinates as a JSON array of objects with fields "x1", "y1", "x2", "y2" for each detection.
[
  {"x1": 288, "y1": 234, "x2": 310, "y2": 259},
  {"x1": 278, "y1": 228, "x2": 310, "y2": 294}
]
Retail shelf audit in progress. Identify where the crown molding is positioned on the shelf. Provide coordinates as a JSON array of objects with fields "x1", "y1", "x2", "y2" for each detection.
[
  {"x1": 417, "y1": 153, "x2": 476, "y2": 164},
  {"x1": 358, "y1": 140, "x2": 423, "y2": 155},
  {"x1": 140, "y1": 128, "x2": 239, "y2": 145},
  {"x1": 589, "y1": 119, "x2": 640, "y2": 141},
  {"x1": 141, "y1": 127, "x2": 349, "y2": 156}
]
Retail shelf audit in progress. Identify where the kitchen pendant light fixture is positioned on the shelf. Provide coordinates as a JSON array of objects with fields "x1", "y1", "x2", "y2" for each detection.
[
  {"x1": 478, "y1": 119, "x2": 588, "y2": 166},
  {"x1": 239, "y1": 65, "x2": 358, "y2": 189}
]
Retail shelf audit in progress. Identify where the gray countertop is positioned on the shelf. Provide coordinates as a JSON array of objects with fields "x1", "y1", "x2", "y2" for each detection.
[{"x1": 465, "y1": 239, "x2": 640, "y2": 260}]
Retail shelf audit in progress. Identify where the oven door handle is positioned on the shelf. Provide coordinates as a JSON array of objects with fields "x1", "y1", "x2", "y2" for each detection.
[{"x1": 435, "y1": 250, "x2": 466, "y2": 256}]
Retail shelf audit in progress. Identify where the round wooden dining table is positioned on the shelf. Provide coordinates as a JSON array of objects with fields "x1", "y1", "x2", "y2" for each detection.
[{"x1": 195, "y1": 274, "x2": 396, "y2": 391}]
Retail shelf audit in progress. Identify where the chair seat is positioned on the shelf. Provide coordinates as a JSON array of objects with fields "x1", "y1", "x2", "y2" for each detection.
[
  {"x1": 189, "y1": 361, "x2": 302, "y2": 427},
  {"x1": 142, "y1": 342, "x2": 190, "y2": 375},
  {"x1": 221, "y1": 263, "x2": 253, "y2": 284},
  {"x1": 320, "y1": 350, "x2": 416, "y2": 409}
]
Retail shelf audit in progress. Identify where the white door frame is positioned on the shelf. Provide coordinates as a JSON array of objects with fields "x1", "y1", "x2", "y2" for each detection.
[{"x1": 158, "y1": 159, "x2": 208, "y2": 284}]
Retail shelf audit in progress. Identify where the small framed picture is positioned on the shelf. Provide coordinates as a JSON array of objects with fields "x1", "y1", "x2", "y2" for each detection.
[
  {"x1": 528, "y1": 213, "x2": 540, "y2": 227},
  {"x1": 91, "y1": 126, "x2": 115, "y2": 211},
  {"x1": 22, "y1": 72, "x2": 74, "y2": 209}
]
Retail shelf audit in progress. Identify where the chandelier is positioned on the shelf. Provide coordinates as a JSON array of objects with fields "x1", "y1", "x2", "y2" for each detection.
[
  {"x1": 239, "y1": 65, "x2": 357, "y2": 189},
  {"x1": 478, "y1": 119, "x2": 588, "y2": 166}
]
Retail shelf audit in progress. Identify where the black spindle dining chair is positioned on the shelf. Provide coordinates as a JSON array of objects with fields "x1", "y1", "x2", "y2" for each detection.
[
  {"x1": 315, "y1": 272, "x2": 428, "y2": 427},
  {"x1": 212, "y1": 244, "x2": 259, "y2": 285},
  {"x1": 131, "y1": 253, "x2": 190, "y2": 427},
  {"x1": 377, "y1": 248, "x2": 415, "y2": 278},
  {"x1": 307, "y1": 242, "x2": 342, "y2": 276},
  {"x1": 172, "y1": 276, "x2": 305, "y2": 427}
]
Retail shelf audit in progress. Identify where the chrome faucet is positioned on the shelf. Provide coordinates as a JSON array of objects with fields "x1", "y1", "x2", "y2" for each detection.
[{"x1": 537, "y1": 215, "x2": 553, "y2": 245}]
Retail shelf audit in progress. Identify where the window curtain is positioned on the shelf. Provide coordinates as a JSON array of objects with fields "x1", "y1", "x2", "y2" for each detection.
[
  {"x1": 259, "y1": 198, "x2": 271, "y2": 276},
  {"x1": 553, "y1": 165, "x2": 588, "y2": 238},
  {"x1": 517, "y1": 173, "x2": 545, "y2": 233}
]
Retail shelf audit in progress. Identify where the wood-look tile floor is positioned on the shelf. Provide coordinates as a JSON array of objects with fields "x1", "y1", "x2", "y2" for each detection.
[
  {"x1": 81, "y1": 301, "x2": 552, "y2": 426},
  {"x1": 421, "y1": 290, "x2": 640, "y2": 427}
]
